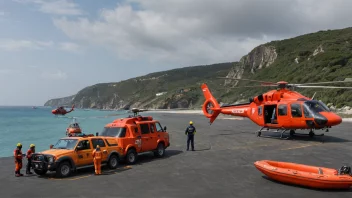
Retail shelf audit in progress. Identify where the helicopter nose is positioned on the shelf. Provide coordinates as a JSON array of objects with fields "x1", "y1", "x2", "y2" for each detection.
[{"x1": 319, "y1": 112, "x2": 342, "y2": 126}]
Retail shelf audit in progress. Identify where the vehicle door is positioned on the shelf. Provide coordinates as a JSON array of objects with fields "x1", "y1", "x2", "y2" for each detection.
[
  {"x1": 139, "y1": 123, "x2": 152, "y2": 152},
  {"x1": 277, "y1": 104, "x2": 290, "y2": 127},
  {"x1": 132, "y1": 126, "x2": 142, "y2": 152},
  {"x1": 75, "y1": 139, "x2": 93, "y2": 166},
  {"x1": 155, "y1": 122, "x2": 169, "y2": 144},
  {"x1": 91, "y1": 138, "x2": 109, "y2": 162},
  {"x1": 148, "y1": 123, "x2": 158, "y2": 150},
  {"x1": 289, "y1": 103, "x2": 306, "y2": 128}
]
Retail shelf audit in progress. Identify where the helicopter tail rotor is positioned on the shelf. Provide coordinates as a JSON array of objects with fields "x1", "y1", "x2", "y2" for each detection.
[{"x1": 201, "y1": 83, "x2": 222, "y2": 124}]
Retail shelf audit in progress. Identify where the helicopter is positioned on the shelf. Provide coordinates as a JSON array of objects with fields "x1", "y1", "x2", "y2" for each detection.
[
  {"x1": 200, "y1": 77, "x2": 352, "y2": 139},
  {"x1": 52, "y1": 105, "x2": 75, "y2": 115}
]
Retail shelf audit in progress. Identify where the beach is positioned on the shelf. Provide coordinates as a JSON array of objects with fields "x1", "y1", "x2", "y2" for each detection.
[{"x1": 1, "y1": 111, "x2": 352, "y2": 198}]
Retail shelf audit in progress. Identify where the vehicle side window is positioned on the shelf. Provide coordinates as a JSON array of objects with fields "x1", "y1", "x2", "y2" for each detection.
[
  {"x1": 278, "y1": 104, "x2": 287, "y2": 116},
  {"x1": 140, "y1": 124, "x2": 150, "y2": 134},
  {"x1": 91, "y1": 138, "x2": 106, "y2": 148},
  {"x1": 155, "y1": 122, "x2": 164, "y2": 132},
  {"x1": 77, "y1": 140, "x2": 91, "y2": 150},
  {"x1": 290, "y1": 103, "x2": 302, "y2": 117},
  {"x1": 150, "y1": 124, "x2": 155, "y2": 133},
  {"x1": 258, "y1": 106, "x2": 262, "y2": 116}
]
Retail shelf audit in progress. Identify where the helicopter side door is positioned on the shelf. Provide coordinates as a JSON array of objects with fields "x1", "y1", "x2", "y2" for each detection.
[{"x1": 289, "y1": 103, "x2": 306, "y2": 128}]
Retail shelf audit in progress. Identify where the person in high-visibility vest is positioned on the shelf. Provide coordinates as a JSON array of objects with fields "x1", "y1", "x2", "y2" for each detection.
[
  {"x1": 26, "y1": 144, "x2": 35, "y2": 174},
  {"x1": 92, "y1": 145, "x2": 102, "y2": 175},
  {"x1": 14, "y1": 143, "x2": 23, "y2": 177}
]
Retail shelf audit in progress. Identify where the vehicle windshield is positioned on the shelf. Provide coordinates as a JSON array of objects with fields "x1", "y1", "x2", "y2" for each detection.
[
  {"x1": 100, "y1": 127, "x2": 126, "y2": 137},
  {"x1": 53, "y1": 139, "x2": 78, "y2": 149},
  {"x1": 304, "y1": 100, "x2": 330, "y2": 113}
]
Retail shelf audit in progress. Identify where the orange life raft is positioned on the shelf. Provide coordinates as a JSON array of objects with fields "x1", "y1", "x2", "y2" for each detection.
[{"x1": 254, "y1": 160, "x2": 352, "y2": 189}]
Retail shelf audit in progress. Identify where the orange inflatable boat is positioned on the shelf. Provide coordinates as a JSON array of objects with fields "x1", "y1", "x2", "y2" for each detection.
[{"x1": 254, "y1": 160, "x2": 352, "y2": 189}]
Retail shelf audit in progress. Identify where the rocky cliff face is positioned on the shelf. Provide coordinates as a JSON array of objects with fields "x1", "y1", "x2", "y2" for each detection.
[
  {"x1": 225, "y1": 45, "x2": 278, "y2": 86},
  {"x1": 44, "y1": 95, "x2": 76, "y2": 107}
]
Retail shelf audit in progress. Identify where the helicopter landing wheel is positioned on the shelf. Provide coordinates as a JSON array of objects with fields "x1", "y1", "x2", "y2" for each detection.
[{"x1": 289, "y1": 130, "x2": 295, "y2": 137}]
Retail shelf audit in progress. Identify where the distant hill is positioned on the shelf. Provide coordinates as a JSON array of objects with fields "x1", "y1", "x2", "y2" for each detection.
[
  {"x1": 44, "y1": 63, "x2": 234, "y2": 109},
  {"x1": 45, "y1": 27, "x2": 352, "y2": 110}
]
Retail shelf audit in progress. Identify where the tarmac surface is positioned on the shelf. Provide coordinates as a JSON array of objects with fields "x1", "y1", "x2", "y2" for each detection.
[{"x1": 1, "y1": 113, "x2": 352, "y2": 198}]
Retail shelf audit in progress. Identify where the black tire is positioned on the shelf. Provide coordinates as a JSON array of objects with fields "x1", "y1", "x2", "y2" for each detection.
[
  {"x1": 154, "y1": 143, "x2": 165, "y2": 158},
  {"x1": 34, "y1": 169, "x2": 47, "y2": 176},
  {"x1": 56, "y1": 162, "x2": 71, "y2": 178},
  {"x1": 126, "y1": 149, "x2": 138, "y2": 164},
  {"x1": 108, "y1": 155, "x2": 119, "y2": 169}
]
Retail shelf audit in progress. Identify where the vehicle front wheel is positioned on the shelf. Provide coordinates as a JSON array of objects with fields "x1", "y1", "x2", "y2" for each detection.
[
  {"x1": 108, "y1": 155, "x2": 119, "y2": 169},
  {"x1": 34, "y1": 169, "x2": 47, "y2": 176},
  {"x1": 56, "y1": 162, "x2": 71, "y2": 178},
  {"x1": 154, "y1": 143, "x2": 165, "y2": 158},
  {"x1": 126, "y1": 149, "x2": 138, "y2": 165}
]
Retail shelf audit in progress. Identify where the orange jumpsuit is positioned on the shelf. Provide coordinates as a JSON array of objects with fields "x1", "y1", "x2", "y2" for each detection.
[
  {"x1": 14, "y1": 148, "x2": 23, "y2": 176},
  {"x1": 92, "y1": 149, "x2": 102, "y2": 175}
]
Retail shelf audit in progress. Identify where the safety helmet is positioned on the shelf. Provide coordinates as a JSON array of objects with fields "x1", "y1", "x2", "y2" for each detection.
[
  {"x1": 189, "y1": 121, "x2": 193, "y2": 125},
  {"x1": 17, "y1": 143, "x2": 22, "y2": 147},
  {"x1": 30, "y1": 144, "x2": 35, "y2": 148}
]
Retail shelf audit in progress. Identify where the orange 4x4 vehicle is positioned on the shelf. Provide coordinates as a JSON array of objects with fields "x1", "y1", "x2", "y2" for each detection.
[
  {"x1": 31, "y1": 136, "x2": 123, "y2": 178},
  {"x1": 99, "y1": 112, "x2": 170, "y2": 164}
]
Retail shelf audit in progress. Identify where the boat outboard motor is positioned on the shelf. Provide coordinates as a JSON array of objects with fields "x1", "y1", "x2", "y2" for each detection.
[{"x1": 338, "y1": 166, "x2": 351, "y2": 175}]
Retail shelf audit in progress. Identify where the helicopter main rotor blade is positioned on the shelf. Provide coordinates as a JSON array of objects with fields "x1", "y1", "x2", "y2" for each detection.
[
  {"x1": 291, "y1": 78, "x2": 352, "y2": 86},
  {"x1": 296, "y1": 85, "x2": 352, "y2": 89},
  {"x1": 217, "y1": 77, "x2": 278, "y2": 85},
  {"x1": 225, "y1": 85, "x2": 278, "y2": 88}
]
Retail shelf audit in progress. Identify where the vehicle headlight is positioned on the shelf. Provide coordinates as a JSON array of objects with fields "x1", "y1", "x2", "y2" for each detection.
[{"x1": 47, "y1": 156, "x2": 54, "y2": 163}]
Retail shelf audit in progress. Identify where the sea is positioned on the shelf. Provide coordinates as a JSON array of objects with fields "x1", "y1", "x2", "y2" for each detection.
[{"x1": 0, "y1": 106, "x2": 140, "y2": 158}]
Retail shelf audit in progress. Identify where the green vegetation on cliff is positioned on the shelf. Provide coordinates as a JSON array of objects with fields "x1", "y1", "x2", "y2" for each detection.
[{"x1": 220, "y1": 27, "x2": 352, "y2": 108}]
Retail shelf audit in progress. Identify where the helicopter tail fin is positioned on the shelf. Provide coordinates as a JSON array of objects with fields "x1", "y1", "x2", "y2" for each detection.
[{"x1": 201, "y1": 83, "x2": 222, "y2": 124}]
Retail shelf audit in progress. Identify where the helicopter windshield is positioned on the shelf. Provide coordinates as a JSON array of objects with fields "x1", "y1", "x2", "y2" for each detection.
[{"x1": 303, "y1": 100, "x2": 330, "y2": 113}]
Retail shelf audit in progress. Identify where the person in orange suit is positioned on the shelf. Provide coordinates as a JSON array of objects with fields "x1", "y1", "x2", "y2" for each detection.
[
  {"x1": 92, "y1": 145, "x2": 102, "y2": 175},
  {"x1": 14, "y1": 143, "x2": 23, "y2": 177},
  {"x1": 26, "y1": 144, "x2": 35, "y2": 174}
]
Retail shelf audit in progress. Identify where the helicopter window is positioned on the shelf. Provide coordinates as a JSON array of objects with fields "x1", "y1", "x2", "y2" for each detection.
[
  {"x1": 290, "y1": 103, "x2": 302, "y2": 117},
  {"x1": 155, "y1": 122, "x2": 164, "y2": 132},
  {"x1": 303, "y1": 105, "x2": 313, "y2": 118},
  {"x1": 304, "y1": 100, "x2": 330, "y2": 113},
  {"x1": 278, "y1": 105, "x2": 287, "y2": 116},
  {"x1": 258, "y1": 106, "x2": 262, "y2": 116},
  {"x1": 100, "y1": 127, "x2": 126, "y2": 137},
  {"x1": 140, "y1": 124, "x2": 150, "y2": 134}
]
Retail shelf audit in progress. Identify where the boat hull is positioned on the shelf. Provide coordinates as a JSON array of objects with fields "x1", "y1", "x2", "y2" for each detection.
[{"x1": 254, "y1": 160, "x2": 352, "y2": 189}]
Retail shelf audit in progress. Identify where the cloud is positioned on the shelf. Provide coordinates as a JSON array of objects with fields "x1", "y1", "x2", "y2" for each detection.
[
  {"x1": 13, "y1": 0, "x2": 83, "y2": 16},
  {"x1": 41, "y1": 70, "x2": 68, "y2": 80},
  {"x1": 0, "y1": 11, "x2": 5, "y2": 16},
  {"x1": 59, "y1": 42, "x2": 81, "y2": 53},
  {"x1": 0, "y1": 39, "x2": 54, "y2": 51},
  {"x1": 52, "y1": 0, "x2": 352, "y2": 66}
]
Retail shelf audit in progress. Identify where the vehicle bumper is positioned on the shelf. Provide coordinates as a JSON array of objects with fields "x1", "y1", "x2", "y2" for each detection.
[{"x1": 32, "y1": 160, "x2": 57, "y2": 171}]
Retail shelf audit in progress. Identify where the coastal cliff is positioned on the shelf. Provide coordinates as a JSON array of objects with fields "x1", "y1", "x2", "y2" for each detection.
[{"x1": 45, "y1": 27, "x2": 352, "y2": 109}]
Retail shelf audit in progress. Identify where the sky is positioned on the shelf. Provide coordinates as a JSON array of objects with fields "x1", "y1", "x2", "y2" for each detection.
[{"x1": 1, "y1": 0, "x2": 352, "y2": 106}]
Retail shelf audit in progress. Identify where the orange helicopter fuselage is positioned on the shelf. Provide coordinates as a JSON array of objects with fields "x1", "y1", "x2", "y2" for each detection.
[{"x1": 201, "y1": 83, "x2": 342, "y2": 130}]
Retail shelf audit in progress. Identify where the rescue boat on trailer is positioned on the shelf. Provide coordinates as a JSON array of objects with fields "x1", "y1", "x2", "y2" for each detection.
[
  {"x1": 254, "y1": 160, "x2": 352, "y2": 189},
  {"x1": 66, "y1": 118, "x2": 82, "y2": 137}
]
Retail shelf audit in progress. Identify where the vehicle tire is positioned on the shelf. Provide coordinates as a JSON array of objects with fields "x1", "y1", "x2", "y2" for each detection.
[
  {"x1": 34, "y1": 169, "x2": 47, "y2": 176},
  {"x1": 126, "y1": 149, "x2": 138, "y2": 165},
  {"x1": 56, "y1": 162, "x2": 71, "y2": 178},
  {"x1": 154, "y1": 143, "x2": 165, "y2": 158},
  {"x1": 108, "y1": 155, "x2": 119, "y2": 169}
]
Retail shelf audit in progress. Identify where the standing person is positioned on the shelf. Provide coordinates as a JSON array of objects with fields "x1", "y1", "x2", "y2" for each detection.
[
  {"x1": 50, "y1": 144, "x2": 54, "y2": 149},
  {"x1": 14, "y1": 143, "x2": 23, "y2": 177},
  {"x1": 26, "y1": 144, "x2": 35, "y2": 174},
  {"x1": 92, "y1": 145, "x2": 102, "y2": 175},
  {"x1": 185, "y1": 121, "x2": 196, "y2": 151}
]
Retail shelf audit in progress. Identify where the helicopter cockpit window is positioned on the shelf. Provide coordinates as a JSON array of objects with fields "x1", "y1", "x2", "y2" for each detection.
[
  {"x1": 290, "y1": 103, "x2": 302, "y2": 117},
  {"x1": 303, "y1": 105, "x2": 313, "y2": 118},
  {"x1": 304, "y1": 100, "x2": 330, "y2": 113},
  {"x1": 278, "y1": 104, "x2": 287, "y2": 116}
]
